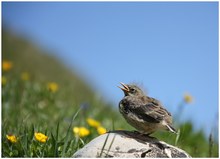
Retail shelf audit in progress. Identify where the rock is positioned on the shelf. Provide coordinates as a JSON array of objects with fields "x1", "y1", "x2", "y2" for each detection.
[{"x1": 73, "y1": 130, "x2": 191, "y2": 158}]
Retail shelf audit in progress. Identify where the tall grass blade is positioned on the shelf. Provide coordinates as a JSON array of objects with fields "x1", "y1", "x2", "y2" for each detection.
[
  {"x1": 175, "y1": 129, "x2": 181, "y2": 146},
  {"x1": 209, "y1": 132, "x2": 213, "y2": 157},
  {"x1": 61, "y1": 107, "x2": 82, "y2": 157},
  {"x1": 99, "y1": 133, "x2": 110, "y2": 157},
  {"x1": 106, "y1": 134, "x2": 116, "y2": 156}
]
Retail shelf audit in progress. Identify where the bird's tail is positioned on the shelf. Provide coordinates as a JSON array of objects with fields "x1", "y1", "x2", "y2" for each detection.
[{"x1": 166, "y1": 124, "x2": 177, "y2": 134}]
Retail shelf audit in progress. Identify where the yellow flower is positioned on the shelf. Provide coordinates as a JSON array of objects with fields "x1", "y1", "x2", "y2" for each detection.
[
  {"x1": 184, "y1": 93, "x2": 193, "y2": 104},
  {"x1": 2, "y1": 60, "x2": 13, "y2": 71},
  {"x1": 2, "y1": 76, "x2": 7, "y2": 85},
  {"x1": 73, "y1": 127, "x2": 90, "y2": 137},
  {"x1": 6, "y1": 134, "x2": 17, "y2": 143},
  {"x1": 47, "y1": 82, "x2": 58, "y2": 93},
  {"x1": 21, "y1": 72, "x2": 30, "y2": 81},
  {"x1": 34, "y1": 132, "x2": 48, "y2": 143},
  {"x1": 97, "y1": 126, "x2": 107, "y2": 135},
  {"x1": 86, "y1": 118, "x2": 101, "y2": 128}
]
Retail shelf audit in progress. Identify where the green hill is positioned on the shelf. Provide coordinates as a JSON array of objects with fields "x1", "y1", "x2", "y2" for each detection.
[
  {"x1": 2, "y1": 29, "x2": 218, "y2": 157},
  {"x1": 2, "y1": 29, "x2": 122, "y2": 127}
]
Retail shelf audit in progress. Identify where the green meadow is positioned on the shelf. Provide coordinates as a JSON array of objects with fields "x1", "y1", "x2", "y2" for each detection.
[{"x1": 2, "y1": 29, "x2": 218, "y2": 157}]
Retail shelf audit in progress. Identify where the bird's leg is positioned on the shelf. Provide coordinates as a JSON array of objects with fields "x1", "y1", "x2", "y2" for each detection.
[{"x1": 132, "y1": 130, "x2": 156, "y2": 139}]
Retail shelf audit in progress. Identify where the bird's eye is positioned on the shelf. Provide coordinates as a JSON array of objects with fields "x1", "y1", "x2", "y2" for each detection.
[{"x1": 130, "y1": 88, "x2": 136, "y2": 93}]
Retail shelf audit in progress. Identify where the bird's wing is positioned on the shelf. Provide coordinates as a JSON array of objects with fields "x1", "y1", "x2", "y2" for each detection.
[{"x1": 131, "y1": 98, "x2": 171, "y2": 123}]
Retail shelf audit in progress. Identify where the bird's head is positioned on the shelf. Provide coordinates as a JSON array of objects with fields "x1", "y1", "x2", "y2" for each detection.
[{"x1": 118, "y1": 82, "x2": 144, "y2": 96}]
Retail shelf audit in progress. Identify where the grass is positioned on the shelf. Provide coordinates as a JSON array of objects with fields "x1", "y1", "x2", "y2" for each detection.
[{"x1": 2, "y1": 29, "x2": 219, "y2": 157}]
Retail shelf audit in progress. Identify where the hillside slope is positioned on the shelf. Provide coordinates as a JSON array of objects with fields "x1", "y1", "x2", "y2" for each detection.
[{"x1": 2, "y1": 29, "x2": 124, "y2": 132}]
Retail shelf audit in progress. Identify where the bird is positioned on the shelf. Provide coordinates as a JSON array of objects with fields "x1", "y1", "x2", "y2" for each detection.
[{"x1": 118, "y1": 82, "x2": 177, "y2": 135}]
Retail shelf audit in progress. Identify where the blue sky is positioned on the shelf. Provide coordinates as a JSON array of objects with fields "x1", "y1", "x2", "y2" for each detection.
[{"x1": 2, "y1": 2, "x2": 218, "y2": 137}]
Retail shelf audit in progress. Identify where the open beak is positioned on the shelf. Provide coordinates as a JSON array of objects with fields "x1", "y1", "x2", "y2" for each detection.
[{"x1": 118, "y1": 82, "x2": 129, "y2": 92}]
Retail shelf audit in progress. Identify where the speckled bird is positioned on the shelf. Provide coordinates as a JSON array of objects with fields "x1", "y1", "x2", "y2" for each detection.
[{"x1": 118, "y1": 82, "x2": 177, "y2": 135}]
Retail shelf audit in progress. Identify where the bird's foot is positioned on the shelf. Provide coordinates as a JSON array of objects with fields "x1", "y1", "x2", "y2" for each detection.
[
  {"x1": 133, "y1": 130, "x2": 141, "y2": 135},
  {"x1": 132, "y1": 130, "x2": 156, "y2": 139}
]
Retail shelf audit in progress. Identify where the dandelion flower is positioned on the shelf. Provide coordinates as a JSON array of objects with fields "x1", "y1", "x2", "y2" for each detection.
[
  {"x1": 73, "y1": 127, "x2": 90, "y2": 137},
  {"x1": 21, "y1": 72, "x2": 30, "y2": 81},
  {"x1": 2, "y1": 76, "x2": 7, "y2": 85},
  {"x1": 6, "y1": 134, "x2": 17, "y2": 143},
  {"x1": 2, "y1": 60, "x2": 13, "y2": 71},
  {"x1": 184, "y1": 93, "x2": 193, "y2": 104},
  {"x1": 97, "y1": 126, "x2": 107, "y2": 135},
  {"x1": 86, "y1": 118, "x2": 101, "y2": 128},
  {"x1": 47, "y1": 82, "x2": 58, "y2": 93},
  {"x1": 34, "y1": 132, "x2": 48, "y2": 143}
]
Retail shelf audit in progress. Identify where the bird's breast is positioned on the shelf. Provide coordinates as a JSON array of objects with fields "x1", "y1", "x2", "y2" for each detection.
[{"x1": 119, "y1": 99, "x2": 130, "y2": 114}]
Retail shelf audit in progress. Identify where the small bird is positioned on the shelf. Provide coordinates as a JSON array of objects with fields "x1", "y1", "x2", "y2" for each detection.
[{"x1": 118, "y1": 82, "x2": 177, "y2": 135}]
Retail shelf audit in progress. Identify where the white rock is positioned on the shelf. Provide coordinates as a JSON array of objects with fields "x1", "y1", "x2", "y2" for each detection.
[{"x1": 73, "y1": 130, "x2": 191, "y2": 158}]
